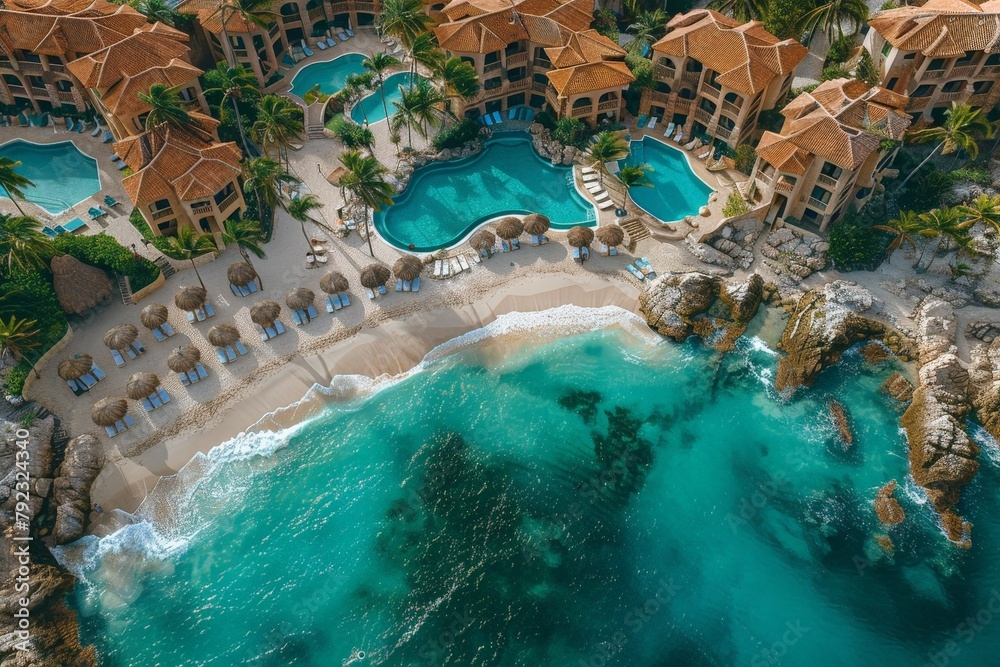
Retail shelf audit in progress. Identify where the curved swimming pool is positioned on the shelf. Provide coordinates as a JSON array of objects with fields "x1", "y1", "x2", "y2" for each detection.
[
  {"x1": 0, "y1": 139, "x2": 101, "y2": 215},
  {"x1": 374, "y1": 134, "x2": 595, "y2": 251},
  {"x1": 351, "y1": 72, "x2": 428, "y2": 125},
  {"x1": 624, "y1": 136, "x2": 713, "y2": 223},
  {"x1": 289, "y1": 53, "x2": 366, "y2": 98}
]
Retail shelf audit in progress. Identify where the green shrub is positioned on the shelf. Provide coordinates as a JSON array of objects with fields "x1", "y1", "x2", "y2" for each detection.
[
  {"x1": 6, "y1": 366, "x2": 28, "y2": 396},
  {"x1": 880, "y1": 1, "x2": 899, "y2": 10},
  {"x1": 826, "y1": 34, "x2": 855, "y2": 66},
  {"x1": 855, "y1": 50, "x2": 880, "y2": 88},
  {"x1": 722, "y1": 192, "x2": 751, "y2": 218},
  {"x1": 901, "y1": 168, "x2": 954, "y2": 213},
  {"x1": 733, "y1": 144, "x2": 757, "y2": 175},
  {"x1": 790, "y1": 83, "x2": 819, "y2": 98},
  {"x1": 821, "y1": 66, "x2": 852, "y2": 81},
  {"x1": 329, "y1": 117, "x2": 374, "y2": 149},
  {"x1": 764, "y1": 0, "x2": 810, "y2": 41},
  {"x1": 553, "y1": 117, "x2": 587, "y2": 147},
  {"x1": 825, "y1": 208, "x2": 890, "y2": 271},
  {"x1": 53, "y1": 233, "x2": 160, "y2": 290},
  {"x1": 951, "y1": 164, "x2": 993, "y2": 186},
  {"x1": 592, "y1": 9, "x2": 618, "y2": 42},
  {"x1": 624, "y1": 54, "x2": 654, "y2": 92},
  {"x1": 0, "y1": 269, "x2": 68, "y2": 380},
  {"x1": 433, "y1": 118, "x2": 483, "y2": 151}
]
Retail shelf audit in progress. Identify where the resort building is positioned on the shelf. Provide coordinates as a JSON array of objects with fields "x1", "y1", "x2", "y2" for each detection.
[
  {"x1": 646, "y1": 10, "x2": 808, "y2": 148},
  {"x1": 115, "y1": 117, "x2": 245, "y2": 245},
  {"x1": 434, "y1": 0, "x2": 635, "y2": 125},
  {"x1": 747, "y1": 78, "x2": 911, "y2": 232},
  {"x1": 863, "y1": 0, "x2": 1000, "y2": 124}
]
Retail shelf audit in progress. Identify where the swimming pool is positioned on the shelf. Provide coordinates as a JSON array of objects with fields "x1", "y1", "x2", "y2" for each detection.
[
  {"x1": 624, "y1": 136, "x2": 713, "y2": 223},
  {"x1": 0, "y1": 140, "x2": 101, "y2": 215},
  {"x1": 351, "y1": 72, "x2": 428, "y2": 125},
  {"x1": 374, "y1": 133, "x2": 595, "y2": 251},
  {"x1": 289, "y1": 53, "x2": 366, "y2": 98}
]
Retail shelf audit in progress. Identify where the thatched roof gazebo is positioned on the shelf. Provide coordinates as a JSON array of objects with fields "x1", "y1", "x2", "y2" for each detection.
[
  {"x1": 58, "y1": 354, "x2": 92, "y2": 381},
  {"x1": 360, "y1": 264, "x2": 391, "y2": 290},
  {"x1": 227, "y1": 262, "x2": 258, "y2": 288},
  {"x1": 51, "y1": 254, "x2": 113, "y2": 316},
  {"x1": 250, "y1": 300, "x2": 281, "y2": 328},
  {"x1": 286, "y1": 287, "x2": 315, "y2": 311},
  {"x1": 393, "y1": 255, "x2": 422, "y2": 282},
  {"x1": 207, "y1": 324, "x2": 241, "y2": 347},
  {"x1": 469, "y1": 229, "x2": 495, "y2": 256},
  {"x1": 140, "y1": 304, "x2": 169, "y2": 330},
  {"x1": 92, "y1": 397, "x2": 128, "y2": 427},
  {"x1": 319, "y1": 271, "x2": 349, "y2": 294},
  {"x1": 103, "y1": 323, "x2": 139, "y2": 351},
  {"x1": 495, "y1": 217, "x2": 524, "y2": 242},
  {"x1": 174, "y1": 286, "x2": 208, "y2": 313},
  {"x1": 595, "y1": 224, "x2": 625, "y2": 249},
  {"x1": 167, "y1": 345, "x2": 201, "y2": 373},
  {"x1": 522, "y1": 213, "x2": 550, "y2": 237},
  {"x1": 126, "y1": 372, "x2": 160, "y2": 400},
  {"x1": 567, "y1": 226, "x2": 595, "y2": 264}
]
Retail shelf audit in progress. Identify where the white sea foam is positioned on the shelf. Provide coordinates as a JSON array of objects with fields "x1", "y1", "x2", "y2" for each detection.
[{"x1": 970, "y1": 422, "x2": 1000, "y2": 466}]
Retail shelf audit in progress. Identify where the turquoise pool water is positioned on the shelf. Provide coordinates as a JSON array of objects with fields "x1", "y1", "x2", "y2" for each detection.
[
  {"x1": 289, "y1": 53, "x2": 366, "y2": 98},
  {"x1": 625, "y1": 136, "x2": 713, "y2": 223},
  {"x1": 351, "y1": 72, "x2": 427, "y2": 125},
  {"x1": 0, "y1": 140, "x2": 100, "y2": 215},
  {"x1": 59, "y1": 306, "x2": 1000, "y2": 666},
  {"x1": 374, "y1": 133, "x2": 595, "y2": 251}
]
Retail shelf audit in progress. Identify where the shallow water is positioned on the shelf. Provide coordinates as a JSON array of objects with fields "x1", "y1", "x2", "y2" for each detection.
[
  {"x1": 625, "y1": 136, "x2": 713, "y2": 223},
  {"x1": 0, "y1": 140, "x2": 101, "y2": 215},
  {"x1": 61, "y1": 307, "x2": 1000, "y2": 667}
]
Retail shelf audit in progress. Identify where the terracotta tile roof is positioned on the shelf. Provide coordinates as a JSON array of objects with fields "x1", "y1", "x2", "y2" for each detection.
[
  {"x1": 435, "y1": 0, "x2": 591, "y2": 53},
  {"x1": 761, "y1": 79, "x2": 911, "y2": 172},
  {"x1": 868, "y1": 0, "x2": 1000, "y2": 57},
  {"x1": 65, "y1": 23, "x2": 193, "y2": 90},
  {"x1": 100, "y1": 59, "x2": 204, "y2": 117},
  {"x1": 117, "y1": 118, "x2": 241, "y2": 205},
  {"x1": 545, "y1": 29, "x2": 624, "y2": 67},
  {"x1": 651, "y1": 9, "x2": 808, "y2": 96},
  {"x1": 176, "y1": 0, "x2": 274, "y2": 36},
  {"x1": 546, "y1": 59, "x2": 634, "y2": 96},
  {"x1": 0, "y1": 0, "x2": 149, "y2": 57}
]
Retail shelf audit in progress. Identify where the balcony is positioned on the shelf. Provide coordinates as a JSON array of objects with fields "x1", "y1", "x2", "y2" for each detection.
[
  {"x1": 483, "y1": 61, "x2": 501, "y2": 74},
  {"x1": 597, "y1": 99, "x2": 619, "y2": 112},
  {"x1": 714, "y1": 125, "x2": 732, "y2": 140},
  {"x1": 653, "y1": 64, "x2": 675, "y2": 81},
  {"x1": 533, "y1": 58, "x2": 551, "y2": 70},
  {"x1": 981, "y1": 64, "x2": 1000, "y2": 76},
  {"x1": 571, "y1": 105, "x2": 593, "y2": 118},
  {"x1": 673, "y1": 97, "x2": 692, "y2": 112},
  {"x1": 701, "y1": 85, "x2": 719, "y2": 100},
  {"x1": 681, "y1": 70, "x2": 701, "y2": 85},
  {"x1": 30, "y1": 87, "x2": 48, "y2": 97},
  {"x1": 775, "y1": 179, "x2": 794, "y2": 194},
  {"x1": 17, "y1": 61, "x2": 43, "y2": 73},
  {"x1": 906, "y1": 96, "x2": 929, "y2": 111},
  {"x1": 937, "y1": 91, "x2": 966, "y2": 103},
  {"x1": 0, "y1": 59, "x2": 11, "y2": 71},
  {"x1": 56, "y1": 91, "x2": 76, "y2": 103},
  {"x1": 816, "y1": 173, "x2": 839, "y2": 188},
  {"x1": 506, "y1": 52, "x2": 528, "y2": 67},
  {"x1": 151, "y1": 208, "x2": 175, "y2": 221},
  {"x1": 191, "y1": 203, "x2": 214, "y2": 215},
  {"x1": 47, "y1": 62, "x2": 65, "y2": 73},
  {"x1": 530, "y1": 80, "x2": 547, "y2": 93},
  {"x1": 755, "y1": 170, "x2": 772, "y2": 187},
  {"x1": 217, "y1": 191, "x2": 240, "y2": 212},
  {"x1": 921, "y1": 68, "x2": 946, "y2": 80},
  {"x1": 7, "y1": 85, "x2": 26, "y2": 96},
  {"x1": 808, "y1": 197, "x2": 828, "y2": 212},
  {"x1": 508, "y1": 78, "x2": 529, "y2": 92},
  {"x1": 950, "y1": 65, "x2": 977, "y2": 78},
  {"x1": 693, "y1": 108, "x2": 713, "y2": 124},
  {"x1": 722, "y1": 100, "x2": 740, "y2": 116}
]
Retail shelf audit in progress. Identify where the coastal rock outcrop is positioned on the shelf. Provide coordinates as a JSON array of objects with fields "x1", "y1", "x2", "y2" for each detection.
[
  {"x1": 828, "y1": 400, "x2": 853, "y2": 450},
  {"x1": 760, "y1": 226, "x2": 828, "y2": 284},
  {"x1": 775, "y1": 281, "x2": 888, "y2": 392},
  {"x1": 968, "y1": 332, "x2": 1000, "y2": 442},
  {"x1": 52, "y1": 434, "x2": 103, "y2": 545},
  {"x1": 881, "y1": 373, "x2": 915, "y2": 403},
  {"x1": 874, "y1": 480, "x2": 905, "y2": 525}
]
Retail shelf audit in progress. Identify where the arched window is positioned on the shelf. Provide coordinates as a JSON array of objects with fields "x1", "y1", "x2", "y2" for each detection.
[
  {"x1": 572, "y1": 97, "x2": 592, "y2": 108},
  {"x1": 598, "y1": 91, "x2": 617, "y2": 103}
]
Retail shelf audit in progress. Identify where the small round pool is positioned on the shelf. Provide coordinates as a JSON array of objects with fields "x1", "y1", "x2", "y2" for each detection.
[
  {"x1": 374, "y1": 133, "x2": 595, "y2": 251},
  {"x1": 624, "y1": 136, "x2": 713, "y2": 223},
  {"x1": 289, "y1": 53, "x2": 366, "y2": 98},
  {"x1": 0, "y1": 139, "x2": 101, "y2": 215},
  {"x1": 351, "y1": 72, "x2": 428, "y2": 125}
]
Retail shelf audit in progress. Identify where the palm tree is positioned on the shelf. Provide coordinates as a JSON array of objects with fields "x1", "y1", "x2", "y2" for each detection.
[
  {"x1": 618, "y1": 164, "x2": 653, "y2": 209},
  {"x1": 345, "y1": 72, "x2": 375, "y2": 125},
  {"x1": 432, "y1": 56, "x2": 479, "y2": 116},
  {"x1": 163, "y1": 225, "x2": 217, "y2": 289},
  {"x1": 241, "y1": 156, "x2": 293, "y2": 228},
  {"x1": 203, "y1": 62, "x2": 260, "y2": 155},
  {"x1": 708, "y1": 0, "x2": 767, "y2": 22},
  {"x1": 363, "y1": 51, "x2": 401, "y2": 122},
  {"x1": 208, "y1": 0, "x2": 275, "y2": 69},
  {"x1": 0, "y1": 158, "x2": 35, "y2": 216},
  {"x1": 588, "y1": 132, "x2": 630, "y2": 185},
  {"x1": 956, "y1": 193, "x2": 1000, "y2": 235},
  {"x1": 379, "y1": 0, "x2": 434, "y2": 57},
  {"x1": 392, "y1": 79, "x2": 449, "y2": 148},
  {"x1": 340, "y1": 150, "x2": 395, "y2": 257},
  {"x1": 408, "y1": 32, "x2": 441, "y2": 84},
  {"x1": 284, "y1": 193, "x2": 324, "y2": 250},
  {"x1": 898, "y1": 103, "x2": 995, "y2": 191},
  {"x1": 627, "y1": 10, "x2": 668, "y2": 55},
  {"x1": 251, "y1": 94, "x2": 303, "y2": 169},
  {"x1": 797, "y1": 0, "x2": 870, "y2": 42},
  {"x1": 0, "y1": 213, "x2": 53, "y2": 272},
  {"x1": 0, "y1": 316, "x2": 40, "y2": 379},
  {"x1": 873, "y1": 210, "x2": 921, "y2": 263},
  {"x1": 139, "y1": 83, "x2": 198, "y2": 133},
  {"x1": 916, "y1": 206, "x2": 964, "y2": 270},
  {"x1": 222, "y1": 218, "x2": 267, "y2": 287},
  {"x1": 134, "y1": 0, "x2": 191, "y2": 28}
]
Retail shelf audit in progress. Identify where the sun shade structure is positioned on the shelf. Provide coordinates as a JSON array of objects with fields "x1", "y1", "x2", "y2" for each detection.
[
  {"x1": 227, "y1": 262, "x2": 258, "y2": 287},
  {"x1": 57, "y1": 354, "x2": 93, "y2": 380},
  {"x1": 360, "y1": 264, "x2": 391, "y2": 289},
  {"x1": 567, "y1": 225, "x2": 595, "y2": 248},
  {"x1": 50, "y1": 254, "x2": 113, "y2": 315},
  {"x1": 250, "y1": 300, "x2": 282, "y2": 327},
  {"x1": 319, "y1": 271, "x2": 349, "y2": 294},
  {"x1": 103, "y1": 323, "x2": 139, "y2": 351},
  {"x1": 495, "y1": 216, "x2": 524, "y2": 241},
  {"x1": 393, "y1": 255, "x2": 423, "y2": 281},
  {"x1": 285, "y1": 287, "x2": 315, "y2": 311},
  {"x1": 522, "y1": 213, "x2": 551, "y2": 236},
  {"x1": 207, "y1": 323, "x2": 241, "y2": 347},
  {"x1": 139, "y1": 303, "x2": 169, "y2": 329},
  {"x1": 469, "y1": 229, "x2": 496, "y2": 252},
  {"x1": 125, "y1": 372, "x2": 160, "y2": 400},
  {"x1": 92, "y1": 397, "x2": 128, "y2": 427},
  {"x1": 174, "y1": 285, "x2": 208, "y2": 312},
  {"x1": 167, "y1": 345, "x2": 201, "y2": 373},
  {"x1": 595, "y1": 224, "x2": 625, "y2": 247}
]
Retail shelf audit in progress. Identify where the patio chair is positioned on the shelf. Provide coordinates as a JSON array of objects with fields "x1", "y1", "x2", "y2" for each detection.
[
  {"x1": 91, "y1": 125, "x2": 102, "y2": 137},
  {"x1": 104, "y1": 195, "x2": 120, "y2": 208},
  {"x1": 317, "y1": 41, "x2": 328, "y2": 50},
  {"x1": 300, "y1": 40, "x2": 314, "y2": 57},
  {"x1": 102, "y1": 131, "x2": 114, "y2": 143}
]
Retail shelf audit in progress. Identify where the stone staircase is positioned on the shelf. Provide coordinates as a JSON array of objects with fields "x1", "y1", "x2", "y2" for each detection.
[
  {"x1": 117, "y1": 274, "x2": 133, "y2": 305},
  {"x1": 154, "y1": 256, "x2": 176, "y2": 278},
  {"x1": 620, "y1": 216, "x2": 650, "y2": 248}
]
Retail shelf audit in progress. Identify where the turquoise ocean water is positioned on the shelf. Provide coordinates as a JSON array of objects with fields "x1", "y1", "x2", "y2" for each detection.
[{"x1": 59, "y1": 306, "x2": 1000, "y2": 666}]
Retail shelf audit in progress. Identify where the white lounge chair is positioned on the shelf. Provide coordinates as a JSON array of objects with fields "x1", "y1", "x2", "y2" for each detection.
[
  {"x1": 664, "y1": 122, "x2": 675, "y2": 137},
  {"x1": 598, "y1": 199, "x2": 615, "y2": 210},
  {"x1": 647, "y1": 117, "x2": 659, "y2": 130},
  {"x1": 594, "y1": 191, "x2": 610, "y2": 202}
]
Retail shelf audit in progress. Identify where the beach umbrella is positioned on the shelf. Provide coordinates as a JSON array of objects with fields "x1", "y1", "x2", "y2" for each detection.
[
  {"x1": 469, "y1": 229, "x2": 495, "y2": 253},
  {"x1": 596, "y1": 224, "x2": 625, "y2": 248},
  {"x1": 126, "y1": 372, "x2": 160, "y2": 400},
  {"x1": 286, "y1": 287, "x2": 315, "y2": 311},
  {"x1": 360, "y1": 264, "x2": 391, "y2": 289},
  {"x1": 495, "y1": 216, "x2": 524, "y2": 241},
  {"x1": 92, "y1": 397, "x2": 128, "y2": 427},
  {"x1": 250, "y1": 300, "x2": 281, "y2": 327},
  {"x1": 175, "y1": 285, "x2": 208, "y2": 312},
  {"x1": 227, "y1": 262, "x2": 258, "y2": 287},
  {"x1": 139, "y1": 303, "x2": 169, "y2": 330},
  {"x1": 522, "y1": 213, "x2": 550, "y2": 236},
  {"x1": 567, "y1": 225, "x2": 595, "y2": 248},
  {"x1": 57, "y1": 354, "x2": 92, "y2": 381},
  {"x1": 50, "y1": 254, "x2": 113, "y2": 315},
  {"x1": 319, "y1": 271, "x2": 349, "y2": 294},
  {"x1": 393, "y1": 255, "x2": 422, "y2": 281},
  {"x1": 167, "y1": 345, "x2": 201, "y2": 373},
  {"x1": 103, "y1": 323, "x2": 139, "y2": 351},
  {"x1": 207, "y1": 323, "x2": 241, "y2": 347}
]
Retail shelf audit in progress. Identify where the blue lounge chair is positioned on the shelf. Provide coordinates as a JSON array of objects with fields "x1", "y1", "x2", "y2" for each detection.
[
  {"x1": 17, "y1": 112, "x2": 28, "y2": 126},
  {"x1": 366, "y1": 287, "x2": 376, "y2": 300},
  {"x1": 235, "y1": 341, "x2": 248, "y2": 356},
  {"x1": 636, "y1": 114, "x2": 648, "y2": 128},
  {"x1": 88, "y1": 206, "x2": 106, "y2": 220},
  {"x1": 338, "y1": 32, "x2": 349, "y2": 41},
  {"x1": 66, "y1": 379, "x2": 84, "y2": 396},
  {"x1": 264, "y1": 325, "x2": 277, "y2": 339},
  {"x1": 141, "y1": 397, "x2": 155, "y2": 411},
  {"x1": 92, "y1": 364, "x2": 106, "y2": 380},
  {"x1": 91, "y1": 124, "x2": 102, "y2": 137},
  {"x1": 63, "y1": 217, "x2": 88, "y2": 233},
  {"x1": 157, "y1": 387, "x2": 170, "y2": 404},
  {"x1": 282, "y1": 54, "x2": 296, "y2": 67},
  {"x1": 42, "y1": 226, "x2": 58, "y2": 238},
  {"x1": 64, "y1": 117, "x2": 73, "y2": 131},
  {"x1": 346, "y1": 29, "x2": 354, "y2": 37},
  {"x1": 491, "y1": 111, "x2": 502, "y2": 125},
  {"x1": 80, "y1": 373, "x2": 98, "y2": 389},
  {"x1": 317, "y1": 41, "x2": 328, "y2": 50},
  {"x1": 609, "y1": 247, "x2": 618, "y2": 256},
  {"x1": 161, "y1": 323, "x2": 175, "y2": 337},
  {"x1": 403, "y1": 280, "x2": 411, "y2": 292},
  {"x1": 247, "y1": 281, "x2": 258, "y2": 294},
  {"x1": 226, "y1": 346, "x2": 237, "y2": 362},
  {"x1": 509, "y1": 108, "x2": 517, "y2": 120},
  {"x1": 104, "y1": 195, "x2": 120, "y2": 208},
  {"x1": 395, "y1": 279, "x2": 403, "y2": 292},
  {"x1": 216, "y1": 348, "x2": 229, "y2": 364},
  {"x1": 152, "y1": 327, "x2": 166, "y2": 342},
  {"x1": 116, "y1": 160, "x2": 128, "y2": 170},
  {"x1": 205, "y1": 302, "x2": 215, "y2": 318},
  {"x1": 126, "y1": 347, "x2": 137, "y2": 360},
  {"x1": 377, "y1": 285, "x2": 387, "y2": 295},
  {"x1": 626, "y1": 264, "x2": 645, "y2": 280},
  {"x1": 197, "y1": 364, "x2": 207, "y2": 380},
  {"x1": 301, "y1": 40, "x2": 314, "y2": 57},
  {"x1": 231, "y1": 283, "x2": 249, "y2": 298},
  {"x1": 76, "y1": 120, "x2": 85, "y2": 133},
  {"x1": 483, "y1": 114, "x2": 493, "y2": 127},
  {"x1": 111, "y1": 349, "x2": 126, "y2": 367},
  {"x1": 102, "y1": 131, "x2": 114, "y2": 143},
  {"x1": 573, "y1": 247, "x2": 581, "y2": 261},
  {"x1": 340, "y1": 292, "x2": 351, "y2": 307},
  {"x1": 180, "y1": 371, "x2": 190, "y2": 386},
  {"x1": 291, "y1": 310, "x2": 304, "y2": 326},
  {"x1": 326, "y1": 294, "x2": 341, "y2": 312},
  {"x1": 412, "y1": 277, "x2": 420, "y2": 292},
  {"x1": 326, "y1": 37, "x2": 337, "y2": 47},
  {"x1": 149, "y1": 391, "x2": 163, "y2": 408},
  {"x1": 105, "y1": 425, "x2": 118, "y2": 438},
  {"x1": 123, "y1": 413, "x2": 135, "y2": 428}
]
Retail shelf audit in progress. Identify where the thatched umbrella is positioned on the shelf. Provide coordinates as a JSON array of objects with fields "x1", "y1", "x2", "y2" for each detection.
[
  {"x1": 126, "y1": 372, "x2": 160, "y2": 400},
  {"x1": 58, "y1": 354, "x2": 92, "y2": 381},
  {"x1": 522, "y1": 213, "x2": 550, "y2": 237},
  {"x1": 174, "y1": 285, "x2": 208, "y2": 312},
  {"x1": 596, "y1": 224, "x2": 625, "y2": 249},
  {"x1": 469, "y1": 229, "x2": 495, "y2": 255},
  {"x1": 393, "y1": 255, "x2": 422, "y2": 282},
  {"x1": 103, "y1": 323, "x2": 139, "y2": 351},
  {"x1": 286, "y1": 287, "x2": 315, "y2": 311},
  {"x1": 227, "y1": 262, "x2": 258, "y2": 288},
  {"x1": 92, "y1": 397, "x2": 128, "y2": 427},
  {"x1": 567, "y1": 225, "x2": 595, "y2": 265},
  {"x1": 51, "y1": 254, "x2": 113, "y2": 315},
  {"x1": 207, "y1": 324, "x2": 241, "y2": 347},
  {"x1": 319, "y1": 271, "x2": 349, "y2": 294},
  {"x1": 495, "y1": 216, "x2": 524, "y2": 243},
  {"x1": 360, "y1": 264, "x2": 391, "y2": 290},
  {"x1": 140, "y1": 303, "x2": 168, "y2": 330},
  {"x1": 167, "y1": 345, "x2": 201, "y2": 373},
  {"x1": 250, "y1": 300, "x2": 281, "y2": 328}
]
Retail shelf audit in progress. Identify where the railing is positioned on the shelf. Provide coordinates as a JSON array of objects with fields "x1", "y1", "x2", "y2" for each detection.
[
  {"x1": 906, "y1": 96, "x2": 928, "y2": 111},
  {"x1": 31, "y1": 87, "x2": 48, "y2": 97},
  {"x1": 775, "y1": 179, "x2": 794, "y2": 193},
  {"x1": 981, "y1": 64, "x2": 1000, "y2": 76},
  {"x1": 191, "y1": 204, "x2": 214, "y2": 215},
  {"x1": 18, "y1": 61, "x2": 43, "y2": 72},
  {"x1": 269, "y1": 22, "x2": 281, "y2": 37},
  {"x1": 151, "y1": 208, "x2": 175, "y2": 221},
  {"x1": 331, "y1": 1, "x2": 377, "y2": 11},
  {"x1": 533, "y1": 58, "x2": 551, "y2": 70},
  {"x1": 506, "y1": 52, "x2": 528, "y2": 67},
  {"x1": 681, "y1": 70, "x2": 701, "y2": 85},
  {"x1": 714, "y1": 125, "x2": 732, "y2": 140},
  {"x1": 755, "y1": 170, "x2": 772, "y2": 186},
  {"x1": 722, "y1": 100, "x2": 740, "y2": 116},
  {"x1": 47, "y1": 62, "x2": 65, "y2": 73},
  {"x1": 693, "y1": 108, "x2": 713, "y2": 124},
  {"x1": 597, "y1": 99, "x2": 618, "y2": 112},
  {"x1": 483, "y1": 61, "x2": 501, "y2": 74},
  {"x1": 808, "y1": 197, "x2": 828, "y2": 212},
  {"x1": 649, "y1": 90, "x2": 670, "y2": 104},
  {"x1": 816, "y1": 173, "x2": 838, "y2": 188},
  {"x1": 653, "y1": 65, "x2": 675, "y2": 80},
  {"x1": 0, "y1": 59, "x2": 11, "y2": 71},
  {"x1": 217, "y1": 191, "x2": 239, "y2": 211},
  {"x1": 546, "y1": 91, "x2": 559, "y2": 110},
  {"x1": 950, "y1": 65, "x2": 977, "y2": 78},
  {"x1": 571, "y1": 105, "x2": 593, "y2": 117},
  {"x1": 233, "y1": 48, "x2": 249, "y2": 58},
  {"x1": 937, "y1": 91, "x2": 966, "y2": 103},
  {"x1": 56, "y1": 91, "x2": 76, "y2": 103},
  {"x1": 700, "y1": 85, "x2": 719, "y2": 99},
  {"x1": 7, "y1": 85, "x2": 26, "y2": 96},
  {"x1": 921, "y1": 68, "x2": 946, "y2": 80},
  {"x1": 532, "y1": 80, "x2": 547, "y2": 92},
  {"x1": 672, "y1": 97, "x2": 692, "y2": 112}
]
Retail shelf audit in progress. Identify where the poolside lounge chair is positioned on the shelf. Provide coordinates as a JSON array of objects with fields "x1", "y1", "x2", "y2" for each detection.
[
  {"x1": 346, "y1": 29, "x2": 354, "y2": 37},
  {"x1": 63, "y1": 217, "x2": 88, "y2": 233},
  {"x1": 586, "y1": 183, "x2": 602, "y2": 193},
  {"x1": 598, "y1": 200, "x2": 615, "y2": 210},
  {"x1": 282, "y1": 54, "x2": 296, "y2": 68},
  {"x1": 317, "y1": 41, "x2": 328, "y2": 50},
  {"x1": 594, "y1": 191, "x2": 610, "y2": 202},
  {"x1": 91, "y1": 363, "x2": 106, "y2": 381},
  {"x1": 395, "y1": 279, "x2": 403, "y2": 292},
  {"x1": 162, "y1": 323, "x2": 175, "y2": 337},
  {"x1": 581, "y1": 167, "x2": 597, "y2": 175},
  {"x1": 339, "y1": 292, "x2": 350, "y2": 307},
  {"x1": 76, "y1": 120, "x2": 86, "y2": 133},
  {"x1": 626, "y1": 264, "x2": 645, "y2": 280},
  {"x1": 509, "y1": 108, "x2": 518, "y2": 120},
  {"x1": 66, "y1": 379, "x2": 85, "y2": 396},
  {"x1": 458, "y1": 255, "x2": 471, "y2": 272},
  {"x1": 91, "y1": 124, "x2": 102, "y2": 137},
  {"x1": 17, "y1": 111, "x2": 28, "y2": 126},
  {"x1": 326, "y1": 36, "x2": 337, "y2": 47},
  {"x1": 635, "y1": 114, "x2": 648, "y2": 128},
  {"x1": 88, "y1": 206, "x2": 108, "y2": 220},
  {"x1": 231, "y1": 283, "x2": 250, "y2": 298},
  {"x1": 378, "y1": 285, "x2": 387, "y2": 295},
  {"x1": 111, "y1": 349, "x2": 126, "y2": 367},
  {"x1": 433, "y1": 260, "x2": 442, "y2": 277},
  {"x1": 42, "y1": 226, "x2": 58, "y2": 238},
  {"x1": 583, "y1": 173, "x2": 600, "y2": 182},
  {"x1": 300, "y1": 40, "x2": 314, "y2": 57},
  {"x1": 647, "y1": 117, "x2": 659, "y2": 130},
  {"x1": 673, "y1": 131, "x2": 683, "y2": 143},
  {"x1": 338, "y1": 31, "x2": 350, "y2": 41},
  {"x1": 64, "y1": 117, "x2": 73, "y2": 131},
  {"x1": 450, "y1": 257, "x2": 463, "y2": 274},
  {"x1": 366, "y1": 287, "x2": 376, "y2": 300},
  {"x1": 491, "y1": 111, "x2": 502, "y2": 125},
  {"x1": 235, "y1": 341, "x2": 248, "y2": 356},
  {"x1": 483, "y1": 114, "x2": 494, "y2": 127},
  {"x1": 412, "y1": 277, "x2": 420, "y2": 292},
  {"x1": 102, "y1": 131, "x2": 114, "y2": 143},
  {"x1": 664, "y1": 122, "x2": 675, "y2": 137},
  {"x1": 326, "y1": 294, "x2": 343, "y2": 312},
  {"x1": 109, "y1": 153, "x2": 120, "y2": 162},
  {"x1": 697, "y1": 148, "x2": 712, "y2": 160},
  {"x1": 441, "y1": 258, "x2": 450, "y2": 275},
  {"x1": 116, "y1": 160, "x2": 128, "y2": 170},
  {"x1": 104, "y1": 195, "x2": 121, "y2": 208}
]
